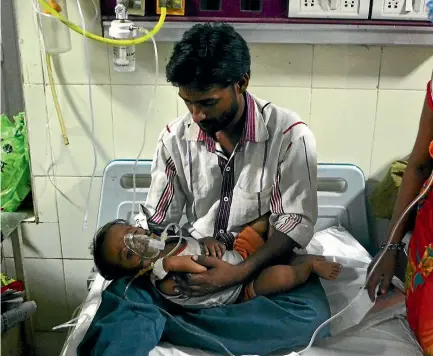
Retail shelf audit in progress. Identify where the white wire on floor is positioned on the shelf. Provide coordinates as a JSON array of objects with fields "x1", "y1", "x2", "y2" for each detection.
[
  {"x1": 130, "y1": 28, "x2": 159, "y2": 225},
  {"x1": 75, "y1": 0, "x2": 98, "y2": 230}
]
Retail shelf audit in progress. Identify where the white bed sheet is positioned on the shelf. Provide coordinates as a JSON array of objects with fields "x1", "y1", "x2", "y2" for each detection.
[{"x1": 61, "y1": 227, "x2": 422, "y2": 356}]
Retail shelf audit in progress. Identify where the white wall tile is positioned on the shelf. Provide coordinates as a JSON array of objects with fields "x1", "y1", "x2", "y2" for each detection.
[
  {"x1": 3, "y1": 223, "x2": 62, "y2": 259},
  {"x1": 370, "y1": 90, "x2": 425, "y2": 180},
  {"x1": 32, "y1": 177, "x2": 58, "y2": 222},
  {"x1": 112, "y1": 85, "x2": 178, "y2": 159},
  {"x1": 248, "y1": 87, "x2": 311, "y2": 125},
  {"x1": 46, "y1": 85, "x2": 114, "y2": 176},
  {"x1": 63, "y1": 260, "x2": 94, "y2": 314},
  {"x1": 23, "y1": 84, "x2": 53, "y2": 176},
  {"x1": 380, "y1": 47, "x2": 433, "y2": 90},
  {"x1": 56, "y1": 177, "x2": 102, "y2": 259},
  {"x1": 4, "y1": 258, "x2": 16, "y2": 279},
  {"x1": 312, "y1": 45, "x2": 381, "y2": 89},
  {"x1": 310, "y1": 89, "x2": 377, "y2": 178},
  {"x1": 25, "y1": 259, "x2": 68, "y2": 331},
  {"x1": 35, "y1": 331, "x2": 67, "y2": 356},
  {"x1": 110, "y1": 42, "x2": 174, "y2": 85},
  {"x1": 15, "y1": 0, "x2": 44, "y2": 84},
  {"x1": 41, "y1": 1, "x2": 110, "y2": 85},
  {"x1": 249, "y1": 44, "x2": 313, "y2": 87}
]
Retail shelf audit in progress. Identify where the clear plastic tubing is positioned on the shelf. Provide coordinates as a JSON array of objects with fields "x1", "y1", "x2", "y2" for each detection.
[{"x1": 39, "y1": 0, "x2": 72, "y2": 54}]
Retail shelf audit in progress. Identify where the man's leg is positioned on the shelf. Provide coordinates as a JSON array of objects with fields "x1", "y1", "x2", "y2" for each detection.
[
  {"x1": 77, "y1": 277, "x2": 168, "y2": 356},
  {"x1": 163, "y1": 275, "x2": 331, "y2": 355}
]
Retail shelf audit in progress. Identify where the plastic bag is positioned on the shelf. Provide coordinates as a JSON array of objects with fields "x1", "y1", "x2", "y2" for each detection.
[
  {"x1": 370, "y1": 160, "x2": 407, "y2": 219},
  {"x1": 0, "y1": 113, "x2": 31, "y2": 212}
]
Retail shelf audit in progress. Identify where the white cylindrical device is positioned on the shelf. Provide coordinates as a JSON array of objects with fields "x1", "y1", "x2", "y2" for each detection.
[{"x1": 109, "y1": 20, "x2": 137, "y2": 72}]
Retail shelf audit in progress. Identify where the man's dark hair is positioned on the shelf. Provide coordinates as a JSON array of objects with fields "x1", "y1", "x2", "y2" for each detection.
[
  {"x1": 166, "y1": 23, "x2": 251, "y2": 90},
  {"x1": 91, "y1": 219, "x2": 132, "y2": 280}
]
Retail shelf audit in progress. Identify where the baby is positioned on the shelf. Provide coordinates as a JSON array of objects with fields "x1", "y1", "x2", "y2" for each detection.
[{"x1": 92, "y1": 205, "x2": 341, "y2": 308}]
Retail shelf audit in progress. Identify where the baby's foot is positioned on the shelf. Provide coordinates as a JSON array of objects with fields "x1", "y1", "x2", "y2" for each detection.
[{"x1": 311, "y1": 257, "x2": 341, "y2": 280}]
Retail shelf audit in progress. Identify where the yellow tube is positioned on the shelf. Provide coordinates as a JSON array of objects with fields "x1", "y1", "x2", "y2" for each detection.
[
  {"x1": 46, "y1": 53, "x2": 69, "y2": 145},
  {"x1": 38, "y1": 0, "x2": 166, "y2": 46}
]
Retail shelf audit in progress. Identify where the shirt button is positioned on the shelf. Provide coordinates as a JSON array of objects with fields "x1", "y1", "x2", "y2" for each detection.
[
  {"x1": 226, "y1": 167, "x2": 231, "y2": 171},
  {"x1": 219, "y1": 229, "x2": 224, "y2": 234},
  {"x1": 223, "y1": 197, "x2": 229, "y2": 202}
]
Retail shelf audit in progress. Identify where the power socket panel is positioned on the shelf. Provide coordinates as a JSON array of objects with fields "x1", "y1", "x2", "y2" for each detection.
[{"x1": 289, "y1": 0, "x2": 369, "y2": 18}]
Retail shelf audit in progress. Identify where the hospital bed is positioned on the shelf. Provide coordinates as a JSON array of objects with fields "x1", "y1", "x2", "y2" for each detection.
[{"x1": 60, "y1": 161, "x2": 423, "y2": 356}]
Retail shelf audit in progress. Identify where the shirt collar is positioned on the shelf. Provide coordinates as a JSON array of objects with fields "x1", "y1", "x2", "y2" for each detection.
[{"x1": 183, "y1": 92, "x2": 269, "y2": 148}]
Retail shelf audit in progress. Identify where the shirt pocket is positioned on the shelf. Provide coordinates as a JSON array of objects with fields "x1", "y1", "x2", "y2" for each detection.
[{"x1": 229, "y1": 185, "x2": 273, "y2": 228}]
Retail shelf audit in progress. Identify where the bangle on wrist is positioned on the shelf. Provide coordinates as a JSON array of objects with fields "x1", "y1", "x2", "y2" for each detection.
[{"x1": 380, "y1": 241, "x2": 405, "y2": 251}]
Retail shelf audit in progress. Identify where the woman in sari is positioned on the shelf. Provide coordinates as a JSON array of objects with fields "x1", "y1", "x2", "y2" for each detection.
[{"x1": 367, "y1": 78, "x2": 433, "y2": 355}]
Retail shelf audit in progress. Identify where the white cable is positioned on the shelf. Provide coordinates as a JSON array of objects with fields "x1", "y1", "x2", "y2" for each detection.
[
  {"x1": 31, "y1": 3, "x2": 65, "y2": 206},
  {"x1": 31, "y1": 0, "x2": 51, "y2": 18},
  {"x1": 297, "y1": 170, "x2": 433, "y2": 354},
  {"x1": 131, "y1": 29, "x2": 159, "y2": 225},
  {"x1": 76, "y1": 0, "x2": 98, "y2": 231},
  {"x1": 162, "y1": 223, "x2": 184, "y2": 257}
]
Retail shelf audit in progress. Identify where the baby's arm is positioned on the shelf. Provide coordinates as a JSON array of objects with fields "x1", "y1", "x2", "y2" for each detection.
[
  {"x1": 156, "y1": 276, "x2": 179, "y2": 296},
  {"x1": 162, "y1": 255, "x2": 207, "y2": 273},
  {"x1": 154, "y1": 255, "x2": 207, "y2": 296}
]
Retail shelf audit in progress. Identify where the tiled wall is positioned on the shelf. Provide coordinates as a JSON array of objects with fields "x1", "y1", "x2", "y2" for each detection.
[{"x1": 8, "y1": 0, "x2": 433, "y2": 354}]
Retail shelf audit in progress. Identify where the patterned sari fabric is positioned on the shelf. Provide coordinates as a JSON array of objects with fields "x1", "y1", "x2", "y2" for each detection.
[{"x1": 406, "y1": 142, "x2": 433, "y2": 355}]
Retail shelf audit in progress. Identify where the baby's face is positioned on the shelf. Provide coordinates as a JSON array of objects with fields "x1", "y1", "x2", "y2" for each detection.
[{"x1": 103, "y1": 224, "x2": 151, "y2": 273}]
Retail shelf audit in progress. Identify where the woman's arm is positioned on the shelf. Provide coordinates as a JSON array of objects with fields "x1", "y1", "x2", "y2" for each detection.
[
  {"x1": 367, "y1": 85, "x2": 433, "y2": 301},
  {"x1": 388, "y1": 94, "x2": 433, "y2": 243}
]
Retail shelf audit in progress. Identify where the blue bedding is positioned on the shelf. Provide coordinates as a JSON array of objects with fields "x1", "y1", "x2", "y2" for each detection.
[{"x1": 77, "y1": 275, "x2": 330, "y2": 356}]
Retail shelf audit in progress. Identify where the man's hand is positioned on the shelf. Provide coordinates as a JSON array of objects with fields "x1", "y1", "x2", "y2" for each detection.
[
  {"x1": 200, "y1": 237, "x2": 226, "y2": 259},
  {"x1": 173, "y1": 256, "x2": 245, "y2": 297}
]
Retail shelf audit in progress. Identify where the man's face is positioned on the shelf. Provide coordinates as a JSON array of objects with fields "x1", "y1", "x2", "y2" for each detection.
[{"x1": 178, "y1": 85, "x2": 242, "y2": 138}]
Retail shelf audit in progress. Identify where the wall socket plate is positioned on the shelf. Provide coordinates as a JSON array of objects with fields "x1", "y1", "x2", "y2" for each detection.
[
  {"x1": 371, "y1": 0, "x2": 429, "y2": 20},
  {"x1": 289, "y1": 0, "x2": 369, "y2": 18}
]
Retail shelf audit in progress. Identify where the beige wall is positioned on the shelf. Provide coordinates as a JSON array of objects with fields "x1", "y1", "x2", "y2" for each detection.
[{"x1": 5, "y1": 0, "x2": 433, "y2": 354}]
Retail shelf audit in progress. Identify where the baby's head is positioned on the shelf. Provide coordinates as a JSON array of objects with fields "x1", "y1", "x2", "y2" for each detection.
[{"x1": 91, "y1": 219, "x2": 150, "y2": 280}]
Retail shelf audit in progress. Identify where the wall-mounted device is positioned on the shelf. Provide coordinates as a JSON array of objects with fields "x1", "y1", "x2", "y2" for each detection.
[
  {"x1": 100, "y1": 0, "x2": 286, "y2": 18},
  {"x1": 371, "y1": 0, "x2": 429, "y2": 20},
  {"x1": 188, "y1": 0, "x2": 286, "y2": 18},
  {"x1": 288, "y1": 0, "x2": 370, "y2": 19},
  {"x1": 157, "y1": 0, "x2": 185, "y2": 16}
]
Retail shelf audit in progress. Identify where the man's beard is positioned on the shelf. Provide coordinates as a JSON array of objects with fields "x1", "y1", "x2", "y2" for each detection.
[{"x1": 198, "y1": 101, "x2": 239, "y2": 138}]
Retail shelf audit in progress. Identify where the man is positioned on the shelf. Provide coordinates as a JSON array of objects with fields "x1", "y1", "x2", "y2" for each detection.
[{"x1": 78, "y1": 23, "x2": 330, "y2": 355}]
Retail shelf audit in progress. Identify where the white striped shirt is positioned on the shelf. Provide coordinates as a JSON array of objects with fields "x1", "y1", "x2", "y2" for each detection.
[{"x1": 144, "y1": 92, "x2": 318, "y2": 249}]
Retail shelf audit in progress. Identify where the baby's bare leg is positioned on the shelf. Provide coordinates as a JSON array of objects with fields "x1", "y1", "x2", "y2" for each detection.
[
  {"x1": 253, "y1": 257, "x2": 341, "y2": 297},
  {"x1": 253, "y1": 265, "x2": 312, "y2": 297}
]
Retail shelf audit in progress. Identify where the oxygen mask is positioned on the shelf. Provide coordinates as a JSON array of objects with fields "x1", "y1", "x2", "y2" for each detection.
[{"x1": 124, "y1": 233, "x2": 165, "y2": 259}]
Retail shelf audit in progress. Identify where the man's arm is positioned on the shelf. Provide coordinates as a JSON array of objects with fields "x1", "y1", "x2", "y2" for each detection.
[
  {"x1": 235, "y1": 132, "x2": 318, "y2": 283},
  {"x1": 176, "y1": 132, "x2": 318, "y2": 295},
  {"x1": 145, "y1": 138, "x2": 186, "y2": 231}
]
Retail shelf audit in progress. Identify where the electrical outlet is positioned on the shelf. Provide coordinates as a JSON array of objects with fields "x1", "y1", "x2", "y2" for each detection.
[
  {"x1": 289, "y1": 0, "x2": 369, "y2": 18},
  {"x1": 341, "y1": 0, "x2": 359, "y2": 12},
  {"x1": 371, "y1": 0, "x2": 428, "y2": 19},
  {"x1": 301, "y1": 0, "x2": 321, "y2": 11},
  {"x1": 383, "y1": 0, "x2": 403, "y2": 13}
]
